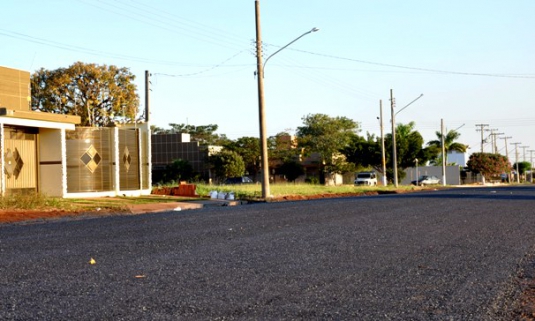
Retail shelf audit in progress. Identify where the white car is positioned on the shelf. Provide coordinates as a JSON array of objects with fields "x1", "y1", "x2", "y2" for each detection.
[
  {"x1": 354, "y1": 172, "x2": 377, "y2": 186},
  {"x1": 411, "y1": 175, "x2": 440, "y2": 186}
]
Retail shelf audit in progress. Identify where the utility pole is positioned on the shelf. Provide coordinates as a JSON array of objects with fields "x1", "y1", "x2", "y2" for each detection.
[
  {"x1": 379, "y1": 100, "x2": 387, "y2": 186},
  {"x1": 529, "y1": 149, "x2": 535, "y2": 183},
  {"x1": 441, "y1": 119, "x2": 446, "y2": 186},
  {"x1": 500, "y1": 136, "x2": 512, "y2": 182},
  {"x1": 145, "y1": 70, "x2": 150, "y2": 122},
  {"x1": 521, "y1": 146, "x2": 529, "y2": 162},
  {"x1": 475, "y1": 124, "x2": 489, "y2": 153},
  {"x1": 488, "y1": 131, "x2": 503, "y2": 154},
  {"x1": 511, "y1": 142, "x2": 521, "y2": 183},
  {"x1": 390, "y1": 89, "x2": 398, "y2": 187},
  {"x1": 254, "y1": 0, "x2": 270, "y2": 199}
]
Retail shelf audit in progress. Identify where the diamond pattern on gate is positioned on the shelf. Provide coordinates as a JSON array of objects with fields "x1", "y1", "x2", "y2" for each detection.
[
  {"x1": 4, "y1": 148, "x2": 24, "y2": 179},
  {"x1": 80, "y1": 145, "x2": 101, "y2": 173},
  {"x1": 123, "y1": 146, "x2": 131, "y2": 172}
]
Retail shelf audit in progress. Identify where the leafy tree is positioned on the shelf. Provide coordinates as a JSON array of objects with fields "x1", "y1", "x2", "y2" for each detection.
[
  {"x1": 512, "y1": 161, "x2": 531, "y2": 175},
  {"x1": 384, "y1": 122, "x2": 438, "y2": 182},
  {"x1": 268, "y1": 132, "x2": 299, "y2": 163},
  {"x1": 31, "y1": 62, "x2": 139, "y2": 126},
  {"x1": 209, "y1": 150, "x2": 245, "y2": 181},
  {"x1": 224, "y1": 137, "x2": 261, "y2": 179},
  {"x1": 466, "y1": 152, "x2": 511, "y2": 180},
  {"x1": 427, "y1": 129, "x2": 468, "y2": 165},
  {"x1": 296, "y1": 113, "x2": 359, "y2": 176},
  {"x1": 342, "y1": 133, "x2": 383, "y2": 173},
  {"x1": 164, "y1": 159, "x2": 194, "y2": 183},
  {"x1": 278, "y1": 160, "x2": 305, "y2": 182},
  {"x1": 153, "y1": 123, "x2": 229, "y2": 145}
]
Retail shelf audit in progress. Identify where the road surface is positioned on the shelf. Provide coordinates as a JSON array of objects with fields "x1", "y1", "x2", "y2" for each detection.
[{"x1": 1, "y1": 185, "x2": 535, "y2": 320}]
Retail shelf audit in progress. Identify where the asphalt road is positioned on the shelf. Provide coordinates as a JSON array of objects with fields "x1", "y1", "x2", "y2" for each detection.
[{"x1": 1, "y1": 185, "x2": 535, "y2": 320}]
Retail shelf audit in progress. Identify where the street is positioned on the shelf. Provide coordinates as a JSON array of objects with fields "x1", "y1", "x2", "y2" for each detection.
[{"x1": 1, "y1": 186, "x2": 535, "y2": 320}]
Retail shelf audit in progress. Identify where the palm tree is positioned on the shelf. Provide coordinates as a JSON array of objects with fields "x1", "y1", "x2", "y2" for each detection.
[{"x1": 427, "y1": 130, "x2": 468, "y2": 165}]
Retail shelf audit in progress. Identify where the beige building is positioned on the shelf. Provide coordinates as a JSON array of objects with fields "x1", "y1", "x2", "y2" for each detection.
[{"x1": 0, "y1": 66, "x2": 151, "y2": 197}]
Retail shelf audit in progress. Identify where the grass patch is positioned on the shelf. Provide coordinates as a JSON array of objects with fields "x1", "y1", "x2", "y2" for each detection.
[
  {"x1": 0, "y1": 193, "x2": 77, "y2": 211},
  {"x1": 196, "y1": 183, "x2": 421, "y2": 200}
]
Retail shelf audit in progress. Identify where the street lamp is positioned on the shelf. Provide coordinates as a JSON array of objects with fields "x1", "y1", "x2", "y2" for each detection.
[
  {"x1": 255, "y1": 0, "x2": 318, "y2": 199},
  {"x1": 390, "y1": 90, "x2": 423, "y2": 187}
]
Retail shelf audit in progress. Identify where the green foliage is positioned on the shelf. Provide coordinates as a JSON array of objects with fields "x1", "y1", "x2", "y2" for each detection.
[
  {"x1": 427, "y1": 129, "x2": 468, "y2": 165},
  {"x1": 342, "y1": 133, "x2": 382, "y2": 173},
  {"x1": 153, "y1": 123, "x2": 230, "y2": 145},
  {"x1": 513, "y1": 161, "x2": 532, "y2": 175},
  {"x1": 224, "y1": 136, "x2": 260, "y2": 177},
  {"x1": 209, "y1": 150, "x2": 245, "y2": 181},
  {"x1": 164, "y1": 159, "x2": 194, "y2": 183},
  {"x1": 384, "y1": 122, "x2": 438, "y2": 182},
  {"x1": 466, "y1": 152, "x2": 511, "y2": 179},
  {"x1": 268, "y1": 132, "x2": 299, "y2": 163},
  {"x1": 278, "y1": 160, "x2": 305, "y2": 182},
  {"x1": 31, "y1": 62, "x2": 139, "y2": 126},
  {"x1": 296, "y1": 113, "x2": 359, "y2": 174}
]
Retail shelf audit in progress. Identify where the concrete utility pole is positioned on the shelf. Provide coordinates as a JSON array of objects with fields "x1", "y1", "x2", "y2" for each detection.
[
  {"x1": 390, "y1": 90, "x2": 423, "y2": 187},
  {"x1": 254, "y1": 0, "x2": 318, "y2": 198},
  {"x1": 441, "y1": 119, "x2": 446, "y2": 186},
  {"x1": 475, "y1": 124, "x2": 489, "y2": 153},
  {"x1": 499, "y1": 136, "x2": 512, "y2": 182},
  {"x1": 521, "y1": 146, "x2": 530, "y2": 162},
  {"x1": 529, "y1": 150, "x2": 535, "y2": 183},
  {"x1": 489, "y1": 130, "x2": 503, "y2": 154},
  {"x1": 145, "y1": 70, "x2": 150, "y2": 122},
  {"x1": 379, "y1": 100, "x2": 387, "y2": 186},
  {"x1": 390, "y1": 90, "x2": 397, "y2": 187},
  {"x1": 511, "y1": 142, "x2": 521, "y2": 183}
]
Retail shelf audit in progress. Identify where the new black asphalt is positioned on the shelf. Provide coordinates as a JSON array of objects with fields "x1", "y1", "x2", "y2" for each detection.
[{"x1": 1, "y1": 185, "x2": 535, "y2": 320}]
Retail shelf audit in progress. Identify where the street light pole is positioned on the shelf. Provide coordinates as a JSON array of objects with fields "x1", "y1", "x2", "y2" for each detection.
[
  {"x1": 255, "y1": 0, "x2": 318, "y2": 198},
  {"x1": 511, "y1": 142, "x2": 521, "y2": 183},
  {"x1": 390, "y1": 90, "x2": 423, "y2": 187},
  {"x1": 379, "y1": 100, "x2": 387, "y2": 186}
]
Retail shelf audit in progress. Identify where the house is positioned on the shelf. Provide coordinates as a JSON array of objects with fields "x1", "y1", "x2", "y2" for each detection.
[{"x1": 0, "y1": 65, "x2": 151, "y2": 197}]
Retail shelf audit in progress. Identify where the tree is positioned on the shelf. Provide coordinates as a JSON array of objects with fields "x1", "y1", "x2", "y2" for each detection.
[
  {"x1": 427, "y1": 129, "x2": 468, "y2": 165},
  {"x1": 164, "y1": 159, "x2": 195, "y2": 183},
  {"x1": 384, "y1": 122, "x2": 438, "y2": 182},
  {"x1": 466, "y1": 152, "x2": 511, "y2": 180},
  {"x1": 278, "y1": 160, "x2": 305, "y2": 182},
  {"x1": 209, "y1": 150, "x2": 245, "y2": 181},
  {"x1": 153, "y1": 123, "x2": 229, "y2": 145},
  {"x1": 31, "y1": 62, "x2": 139, "y2": 126},
  {"x1": 342, "y1": 133, "x2": 383, "y2": 173},
  {"x1": 296, "y1": 113, "x2": 359, "y2": 176},
  {"x1": 512, "y1": 161, "x2": 531, "y2": 175},
  {"x1": 224, "y1": 137, "x2": 261, "y2": 179}
]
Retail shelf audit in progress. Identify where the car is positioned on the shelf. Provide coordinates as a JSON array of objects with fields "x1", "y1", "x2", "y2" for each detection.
[
  {"x1": 411, "y1": 175, "x2": 440, "y2": 186},
  {"x1": 224, "y1": 176, "x2": 254, "y2": 184},
  {"x1": 354, "y1": 172, "x2": 378, "y2": 186}
]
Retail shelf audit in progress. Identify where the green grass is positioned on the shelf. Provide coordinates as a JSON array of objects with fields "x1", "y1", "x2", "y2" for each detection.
[
  {"x1": 0, "y1": 192, "x2": 76, "y2": 210},
  {"x1": 196, "y1": 183, "x2": 421, "y2": 200}
]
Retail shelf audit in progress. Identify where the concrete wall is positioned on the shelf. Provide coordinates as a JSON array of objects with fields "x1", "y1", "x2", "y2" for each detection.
[{"x1": 402, "y1": 165, "x2": 461, "y2": 185}]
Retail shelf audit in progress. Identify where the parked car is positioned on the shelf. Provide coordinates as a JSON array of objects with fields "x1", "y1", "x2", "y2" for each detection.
[
  {"x1": 411, "y1": 175, "x2": 440, "y2": 186},
  {"x1": 354, "y1": 172, "x2": 377, "y2": 186},
  {"x1": 224, "y1": 176, "x2": 254, "y2": 184}
]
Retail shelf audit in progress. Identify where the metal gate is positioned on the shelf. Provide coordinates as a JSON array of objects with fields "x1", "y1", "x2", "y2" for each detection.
[{"x1": 3, "y1": 127, "x2": 37, "y2": 193}]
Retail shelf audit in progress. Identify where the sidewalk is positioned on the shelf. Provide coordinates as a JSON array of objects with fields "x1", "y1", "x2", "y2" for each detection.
[{"x1": 126, "y1": 198, "x2": 246, "y2": 214}]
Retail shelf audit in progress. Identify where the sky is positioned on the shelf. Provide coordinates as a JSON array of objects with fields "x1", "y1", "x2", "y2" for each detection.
[{"x1": 2, "y1": 1, "x2": 534, "y2": 163}]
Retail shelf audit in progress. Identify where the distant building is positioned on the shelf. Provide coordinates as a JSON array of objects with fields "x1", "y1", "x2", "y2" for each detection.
[
  {"x1": 446, "y1": 150, "x2": 467, "y2": 166},
  {"x1": 151, "y1": 133, "x2": 221, "y2": 183}
]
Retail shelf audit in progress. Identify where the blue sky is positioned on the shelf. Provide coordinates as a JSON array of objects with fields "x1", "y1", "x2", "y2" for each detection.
[{"x1": 2, "y1": 1, "x2": 534, "y2": 162}]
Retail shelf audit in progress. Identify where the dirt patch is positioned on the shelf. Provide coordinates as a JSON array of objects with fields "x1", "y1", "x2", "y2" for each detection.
[{"x1": 0, "y1": 208, "x2": 126, "y2": 224}]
